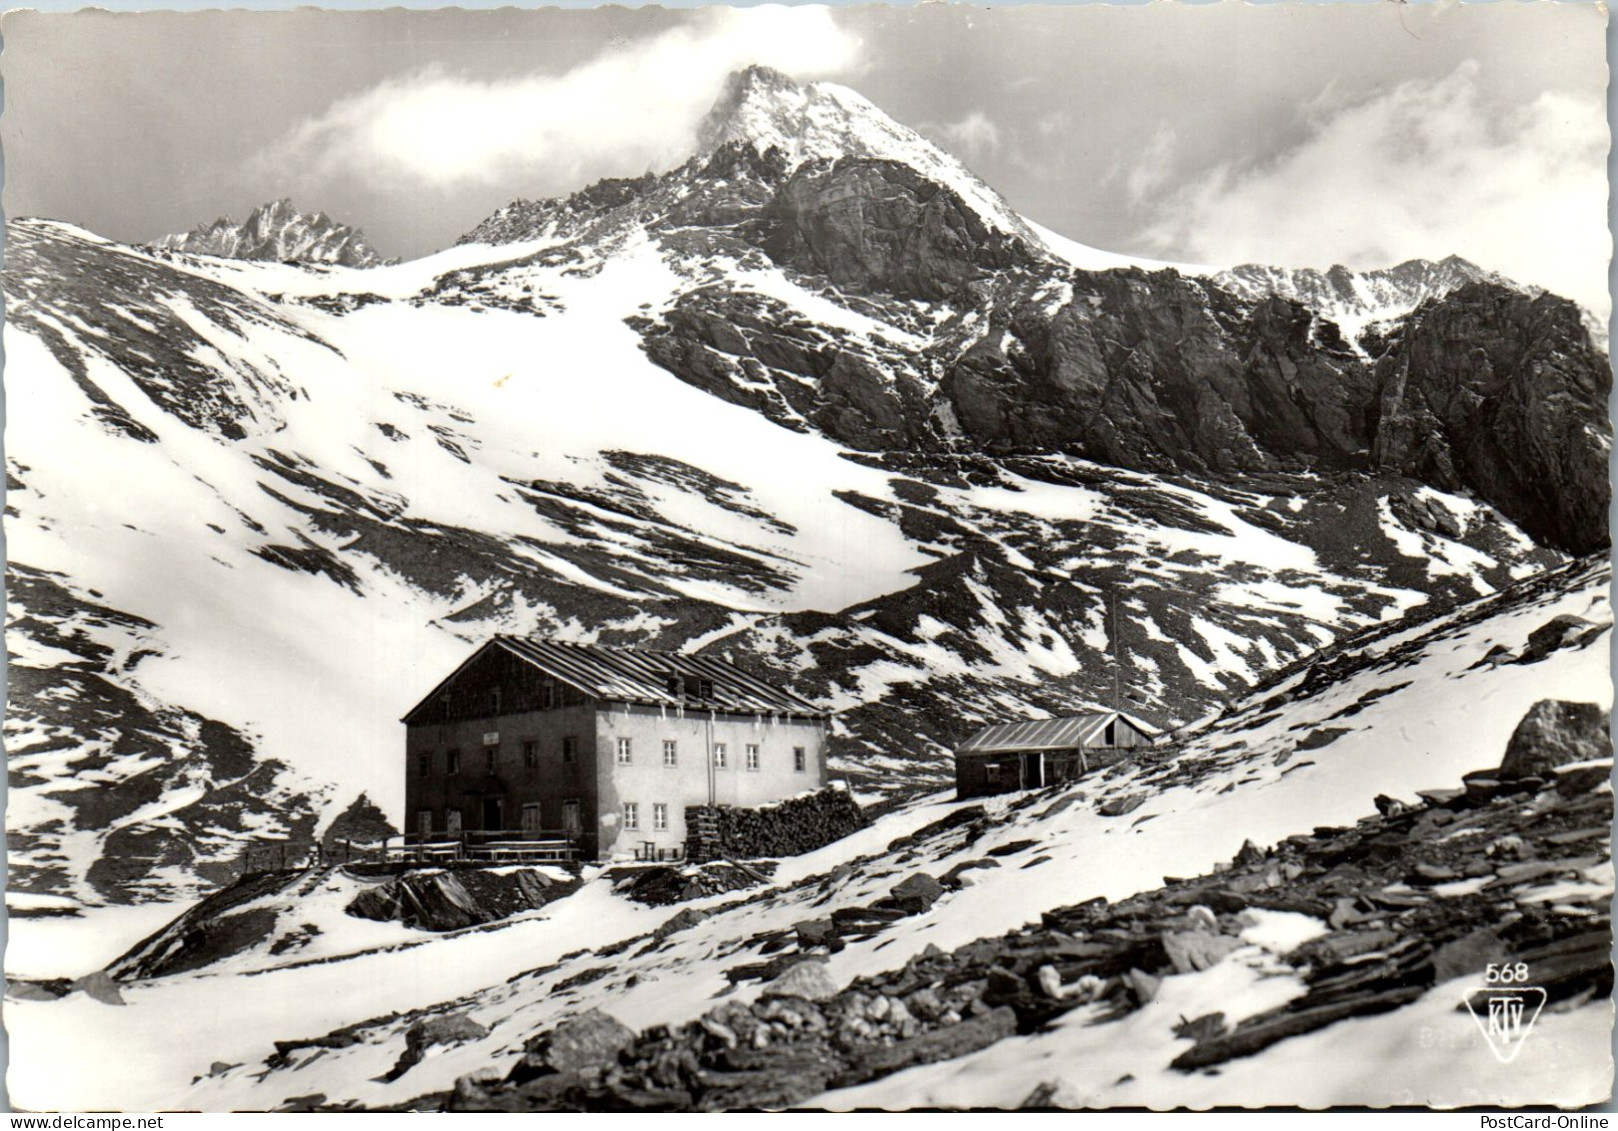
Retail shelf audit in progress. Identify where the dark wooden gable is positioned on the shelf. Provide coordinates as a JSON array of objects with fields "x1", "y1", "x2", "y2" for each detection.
[{"x1": 401, "y1": 641, "x2": 594, "y2": 726}]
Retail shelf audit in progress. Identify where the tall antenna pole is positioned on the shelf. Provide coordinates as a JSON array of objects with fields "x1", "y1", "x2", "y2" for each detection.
[{"x1": 1112, "y1": 587, "x2": 1122, "y2": 714}]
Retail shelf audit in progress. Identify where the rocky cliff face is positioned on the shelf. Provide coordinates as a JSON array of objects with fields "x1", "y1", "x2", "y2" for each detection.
[
  {"x1": 158, "y1": 199, "x2": 386, "y2": 267},
  {"x1": 1367, "y1": 285, "x2": 1611, "y2": 554},
  {"x1": 759, "y1": 159, "x2": 1034, "y2": 302},
  {"x1": 593, "y1": 94, "x2": 1611, "y2": 553}
]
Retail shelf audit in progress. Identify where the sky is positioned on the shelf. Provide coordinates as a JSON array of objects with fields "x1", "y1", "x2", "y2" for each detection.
[{"x1": 1, "y1": 4, "x2": 1609, "y2": 310}]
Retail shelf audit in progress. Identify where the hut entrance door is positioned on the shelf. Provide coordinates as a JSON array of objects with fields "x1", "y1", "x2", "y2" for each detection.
[
  {"x1": 482, "y1": 796, "x2": 504, "y2": 832},
  {"x1": 1020, "y1": 752, "x2": 1044, "y2": 788}
]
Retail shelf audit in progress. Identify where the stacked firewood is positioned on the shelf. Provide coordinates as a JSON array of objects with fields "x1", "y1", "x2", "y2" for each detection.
[{"x1": 686, "y1": 788, "x2": 869, "y2": 861}]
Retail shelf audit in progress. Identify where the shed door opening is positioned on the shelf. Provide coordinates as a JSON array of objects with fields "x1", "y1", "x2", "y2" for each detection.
[
  {"x1": 482, "y1": 796, "x2": 504, "y2": 832},
  {"x1": 1021, "y1": 752, "x2": 1044, "y2": 788}
]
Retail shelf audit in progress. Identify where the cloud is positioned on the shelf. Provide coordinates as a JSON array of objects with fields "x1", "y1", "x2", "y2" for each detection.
[
  {"x1": 929, "y1": 111, "x2": 1003, "y2": 162},
  {"x1": 1135, "y1": 61, "x2": 1610, "y2": 313},
  {"x1": 260, "y1": 7, "x2": 863, "y2": 197},
  {"x1": 1122, "y1": 123, "x2": 1178, "y2": 202}
]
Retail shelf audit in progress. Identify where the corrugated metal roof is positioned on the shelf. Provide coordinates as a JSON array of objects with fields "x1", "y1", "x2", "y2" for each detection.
[
  {"x1": 958, "y1": 711, "x2": 1158, "y2": 754},
  {"x1": 491, "y1": 637, "x2": 829, "y2": 717}
]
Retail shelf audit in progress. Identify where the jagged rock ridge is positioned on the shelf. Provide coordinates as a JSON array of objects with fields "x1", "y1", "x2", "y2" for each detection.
[{"x1": 158, "y1": 198, "x2": 386, "y2": 267}]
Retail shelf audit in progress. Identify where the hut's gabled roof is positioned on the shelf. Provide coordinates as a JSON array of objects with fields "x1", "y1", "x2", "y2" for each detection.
[
  {"x1": 403, "y1": 636, "x2": 830, "y2": 722},
  {"x1": 957, "y1": 710, "x2": 1159, "y2": 755}
]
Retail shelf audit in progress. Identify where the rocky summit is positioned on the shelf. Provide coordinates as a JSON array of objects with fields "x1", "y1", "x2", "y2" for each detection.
[{"x1": 157, "y1": 198, "x2": 386, "y2": 267}]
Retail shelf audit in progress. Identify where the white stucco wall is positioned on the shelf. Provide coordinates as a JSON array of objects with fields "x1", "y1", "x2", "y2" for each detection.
[{"x1": 593, "y1": 703, "x2": 826, "y2": 858}]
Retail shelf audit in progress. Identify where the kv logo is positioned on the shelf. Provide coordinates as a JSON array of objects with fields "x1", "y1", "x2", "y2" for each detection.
[{"x1": 1464, "y1": 962, "x2": 1546, "y2": 1063}]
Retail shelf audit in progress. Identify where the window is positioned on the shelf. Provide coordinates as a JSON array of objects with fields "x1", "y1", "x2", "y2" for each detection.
[
  {"x1": 490, "y1": 686, "x2": 503, "y2": 714},
  {"x1": 521, "y1": 803, "x2": 542, "y2": 832},
  {"x1": 543, "y1": 681, "x2": 558, "y2": 709},
  {"x1": 623, "y1": 802, "x2": 639, "y2": 831},
  {"x1": 416, "y1": 752, "x2": 431, "y2": 778},
  {"x1": 522, "y1": 740, "x2": 538, "y2": 769},
  {"x1": 616, "y1": 737, "x2": 633, "y2": 765},
  {"x1": 563, "y1": 735, "x2": 578, "y2": 764},
  {"x1": 653, "y1": 803, "x2": 668, "y2": 831},
  {"x1": 485, "y1": 747, "x2": 497, "y2": 774},
  {"x1": 447, "y1": 749, "x2": 461, "y2": 776},
  {"x1": 793, "y1": 746, "x2": 807, "y2": 773},
  {"x1": 986, "y1": 763, "x2": 1003, "y2": 783},
  {"x1": 746, "y1": 744, "x2": 760, "y2": 771},
  {"x1": 665, "y1": 674, "x2": 684, "y2": 696},
  {"x1": 663, "y1": 740, "x2": 678, "y2": 767},
  {"x1": 713, "y1": 743, "x2": 728, "y2": 769},
  {"x1": 698, "y1": 678, "x2": 715, "y2": 699}
]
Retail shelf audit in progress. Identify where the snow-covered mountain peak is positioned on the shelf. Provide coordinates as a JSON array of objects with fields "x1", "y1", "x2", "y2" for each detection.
[
  {"x1": 157, "y1": 198, "x2": 386, "y2": 268},
  {"x1": 693, "y1": 65, "x2": 1039, "y2": 245}
]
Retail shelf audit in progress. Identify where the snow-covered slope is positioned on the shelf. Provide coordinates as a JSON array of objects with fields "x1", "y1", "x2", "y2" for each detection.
[
  {"x1": 7, "y1": 557, "x2": 1606, "y2": 1111},
  {"x1": 4, "y1": 211, "x2": 1568, "y2": 905},
  {"x1": 157, "y1": 199, "x2": 385, "y2": 268},
  {"x1": 4, "y1": 65, "x2": 1606, "y2": 908}
]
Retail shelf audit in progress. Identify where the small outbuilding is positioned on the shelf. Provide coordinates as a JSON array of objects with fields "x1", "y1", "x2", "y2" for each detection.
[{"x1": 954, "y1": 710, "x2": 1159, "y2": 798}]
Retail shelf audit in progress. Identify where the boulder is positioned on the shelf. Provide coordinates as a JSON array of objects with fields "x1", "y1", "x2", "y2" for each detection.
[
  {"x1": 794, "y1": 918, "x2": 840, "y2": 951},
  {"x1": 510, "y1": 1009, "x2": 636, "y2": 1084},
  {"x1": 1519, "y1": 615, "x2": 1599, "y2": 665},
  {"x1": 388, "y1": 1012, "x2": 489, "y2": 1079},
  {"x1": 653, "y1": 907, "x2": 710, "y2": 941},
  {"x1": 1098, "y1": 793, "x2": 1146, "y2": 818},
  {"x1": 765, "y1": 959, "x2": 840, "y2": 1002},
  {"x1": 887, "y1": 873, "x2": 944, "y2": 915},
  {"x1": 1498, "y1": 700, "x2": 1612, "y2": 779},
  {"x1": 348, "y1": 869, "x2": 576, "y2": 931},
  {"x1": 71, "y1": 971, "x2": 126, "y2": 1005},
  {"x1": 1162, "y1": 931, "x2": 1242, "y2": 974}
]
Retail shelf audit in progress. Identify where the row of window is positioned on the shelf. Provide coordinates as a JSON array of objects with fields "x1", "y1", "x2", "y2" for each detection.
[
  {"x1": 616, "y1": 738, "x2": 807, "y2": 773},
  {"x1": 418, "y1": 736, "x2": 581, "y2": 777},
  {"x1": 417, "y1": 738, "x2": 809, "y2": 776},
  {"x1": 621, "y1": 801, "x2": 670, "y2": 832},
  {"x1": 416, "y1": 799, "x2": 583, "y2": 836}
]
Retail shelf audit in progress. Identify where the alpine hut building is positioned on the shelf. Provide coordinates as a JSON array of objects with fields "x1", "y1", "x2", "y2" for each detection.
[
  {"x1": 954, "y1": 710, "x2": 1159, "y2": 798},
  {"x1": 402, "y1": 638, "x2": 830, "y2": 861}
]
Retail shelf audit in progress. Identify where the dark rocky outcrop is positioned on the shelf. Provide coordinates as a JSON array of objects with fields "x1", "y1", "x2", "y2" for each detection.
[
  {"x1": 759, "y1": 158, "x2": 1032, "y2": 302},
  {"x1": 346, "y1": 868, "x2": 577, "y2": 932},
  {"x1": 107, "y1": 869, "x2": 302, "y2": 981},
  {"x1": 612, "y1": 861, "x2": 775, "y2": 907},
  {"x1": 1368, "y1": 286, "x2": 1611, "y2": 554},
  {"x1": 1498, "y1": 700, "x2": 1612, "y2": 779}
]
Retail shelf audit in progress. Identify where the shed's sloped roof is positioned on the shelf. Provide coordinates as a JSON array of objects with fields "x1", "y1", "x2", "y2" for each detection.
[
  {"x1": 958, "y1": 710, "x2": 1158, "y2": 754},
  {"x1": 408, "y1": 636, "x2": 829, "y2": 720}
]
